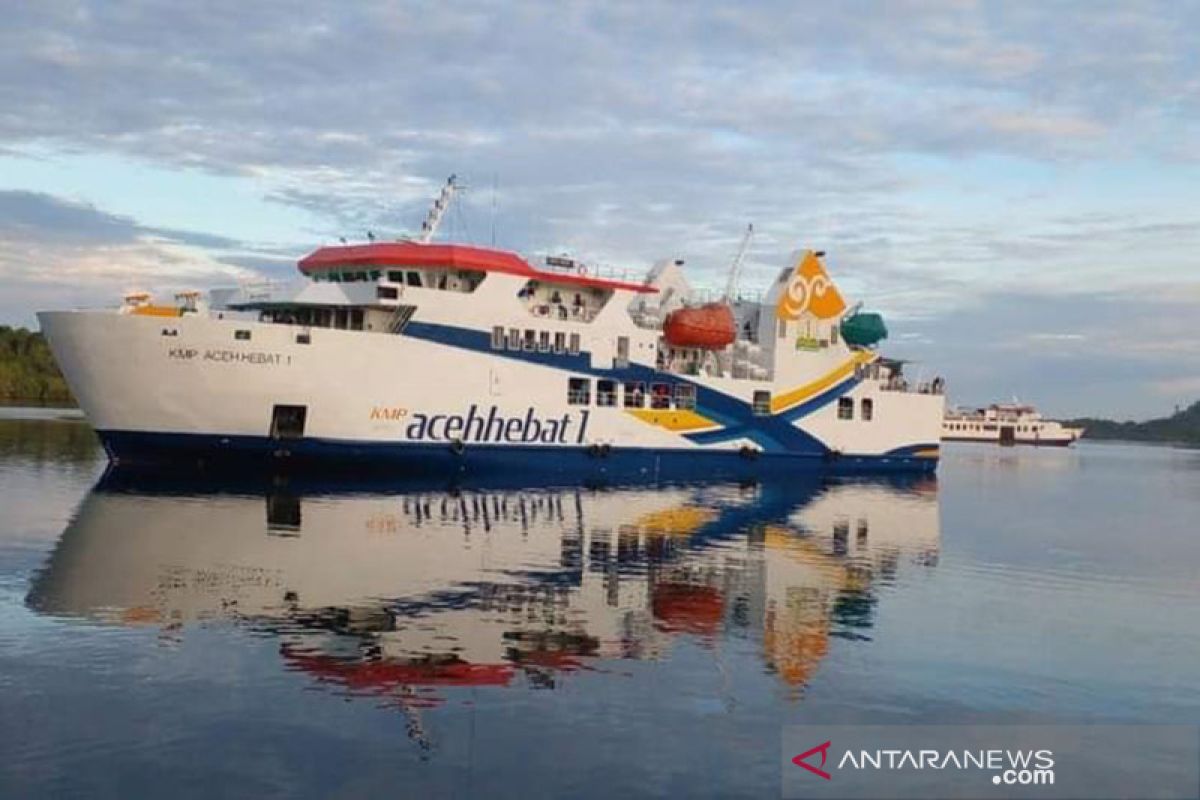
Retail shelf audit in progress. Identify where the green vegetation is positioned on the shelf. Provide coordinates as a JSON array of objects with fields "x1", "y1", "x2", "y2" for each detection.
[
  {"x1": 1069, "y1": 401, "x2": 1200, "y2": 446},
  {"x1": 0, "y1": 326, "x2": 74, "y2": 404}
]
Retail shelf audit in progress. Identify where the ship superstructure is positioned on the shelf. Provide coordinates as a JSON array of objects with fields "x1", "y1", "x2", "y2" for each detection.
[{"x1": 38, "y1": 177, "x2": 944, "y2": 475}]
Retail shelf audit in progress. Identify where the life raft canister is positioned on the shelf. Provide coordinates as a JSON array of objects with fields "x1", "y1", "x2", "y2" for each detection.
[{"x1": 662, "y1": 302, "x2": 736, "y2": 349}]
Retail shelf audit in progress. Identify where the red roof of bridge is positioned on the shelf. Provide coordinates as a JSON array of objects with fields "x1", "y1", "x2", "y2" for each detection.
[{"x1": 298, "y1": 242, "x2": 656, "y2": 294}]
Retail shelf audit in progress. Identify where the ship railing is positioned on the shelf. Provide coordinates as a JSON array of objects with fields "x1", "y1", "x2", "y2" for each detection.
[
  {"x1": 676, "y1": 288, "x2": 766, "y2": 305},
  {"x1": 876, "y1": 378, "x2": 945, "y2": 395},
  {"x1": 238, "y1": 279, "x2": 285, "y2": 302},
  {"x1": 530, "y1": 254, "x2": 646, "y2": 286}
]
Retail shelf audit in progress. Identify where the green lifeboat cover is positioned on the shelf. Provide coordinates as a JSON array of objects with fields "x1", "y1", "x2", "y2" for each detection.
[{"x1": 840, "y1": 312, "x2": 888, "y2": 347}]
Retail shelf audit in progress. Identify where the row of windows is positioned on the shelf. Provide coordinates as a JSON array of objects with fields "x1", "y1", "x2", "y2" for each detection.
[
  {"x1": 837, "y1": 397, "x2": 875, "y2": 421},
  {"x1": 492, "y1": 326, "x2": 582, "y2": 356},
  {"x1": 313, "y1": 268, "x2": 484, "y2": 293},
  {"x1": 567, "y1": 378, "x2": 696, "y2": 410},
  {"x1": 947, "y1": 422, "x2": 1041, "y2": 432},
  {"x1": 259, "y1": 307, "x2": 365, "y2": 330}
]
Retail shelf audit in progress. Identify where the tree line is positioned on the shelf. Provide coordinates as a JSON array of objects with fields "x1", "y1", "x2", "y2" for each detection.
[
  {"x1": 1067, "y1": 400, "x2": 1200, "y2": 446},
  {"x1": 0, "y1": 326, "x2": 74, "y2": 403}
]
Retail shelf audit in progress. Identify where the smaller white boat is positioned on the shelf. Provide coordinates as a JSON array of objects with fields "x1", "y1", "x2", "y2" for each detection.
[{"x1": 942, "y1": 403, "x2": 1083, "y2": 447}]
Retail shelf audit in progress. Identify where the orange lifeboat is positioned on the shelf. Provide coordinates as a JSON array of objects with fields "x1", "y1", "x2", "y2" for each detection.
[{"x1": 663, "y1": 302, "x2": 736, "y2": 349}]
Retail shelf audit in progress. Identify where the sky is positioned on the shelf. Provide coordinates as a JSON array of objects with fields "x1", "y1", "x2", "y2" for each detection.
[{"x1": 1, "y1": 1, "x2": 1199, "y2": 419}]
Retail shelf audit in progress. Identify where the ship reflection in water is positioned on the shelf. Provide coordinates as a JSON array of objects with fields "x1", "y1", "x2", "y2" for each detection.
[{"x1": 27, "y1": 470, "x2": 939, "y2": 749}]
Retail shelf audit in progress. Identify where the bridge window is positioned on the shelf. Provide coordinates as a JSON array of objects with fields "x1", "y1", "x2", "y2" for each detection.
[
  {"x1": 753, "y1": 390, "x2": 771, "y2": 416},
  {"x1": 861, "y1": 398, "x2": 874, "y2": 421},
  {"x1": 838, "y1": 397, "x2": 854, "y2": 420},
  {"x1": 349, "y1": 309, "x2": 364, "y2": 331},
  {"x1": 387, "y1": 270, "x2": 403, "y2": 283},
  {"x1": 377, "y1": 285, "x2": 399, "y2": 300},
  {"x1": 523, "y1": 329, "x2": 537, "y2": 351},
  {"x1": 623, "y1": 381, "x2": 645, "y2": 408},
  {"x1": 508, "y1": 328, "x2": 521, "y2": 351},
  {"x1": 674, "y1": 384, "x2": 696, "y2": 410},
  {"x1": 553, "y1": 332, "x2": 566, "y2": 354},
  {"x1": 597, "y1": 379, "x2": 617, "y2": 407},
  {"x1": 406, "y1": 271, "x2": 422, "y2": 287},
  {"x1": 568, "y1": 377, "x2": 590, "y2": 405},
  {"x1": 538, "y1": 330, "x2": 551, "y2": 353},
  {"x1": 568, "y1": 333, "x2": 581, "y2": 355},
  {"x1": 650, "y1": 383, "x2": 671, "y2": 409},
  {"x1": 491, "y1": 326, "x2": 505, "y2": 350}
]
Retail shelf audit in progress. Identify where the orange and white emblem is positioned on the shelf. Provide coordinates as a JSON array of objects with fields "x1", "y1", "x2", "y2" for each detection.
[{"x1": 775, "y1": 251, "x2": 846, "y2": 321}]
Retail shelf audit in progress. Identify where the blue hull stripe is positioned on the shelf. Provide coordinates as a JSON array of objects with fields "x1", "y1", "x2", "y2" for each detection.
[{"x1": 98, "y1": 430, "x2": 939, "y2": 476}]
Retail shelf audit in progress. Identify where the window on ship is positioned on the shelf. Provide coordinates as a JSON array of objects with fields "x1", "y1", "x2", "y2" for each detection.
[
  {"x1": 623, "y1": 382, "x2": 645, "y2": 408},
  {"x1": 597, "y1": 379, "x2": 617, "y2": 407},
  {"x1": 838, "y1": 397, "x2": 854, "y2": 420},
  {"x1": 568, "y1": 378, "x2": 591, "y2": 405},
  {"x1": 861, "y1": 398, "x2": 874, "y2": 421},
  {"x1": 650, "y1": 383, "x2": 671, "y2": 409},
  {"x1": 752, "y1": 391, "x2": 771, "y2": 416},
  {"x1": 674, "y1": 384, "x2": 697, "y2": 411}
]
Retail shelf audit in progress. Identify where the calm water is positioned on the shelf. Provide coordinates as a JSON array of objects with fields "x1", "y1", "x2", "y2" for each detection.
[{"x1": 1, "y1": 414, "x2": 1198, "y2": 798}]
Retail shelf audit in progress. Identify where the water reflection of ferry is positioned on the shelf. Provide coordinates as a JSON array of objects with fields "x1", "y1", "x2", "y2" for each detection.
[{"x1": 28, "y1": 471, "x2": 938, "y2": 742}]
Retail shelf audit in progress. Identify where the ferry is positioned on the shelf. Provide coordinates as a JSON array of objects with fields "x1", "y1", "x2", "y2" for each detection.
[
  {"x1": 37, "y1": 176, "x2": 944, "y2": 476},
  {"x1": 942, "y1": 403, "x2": 1084, "y2": 446}
]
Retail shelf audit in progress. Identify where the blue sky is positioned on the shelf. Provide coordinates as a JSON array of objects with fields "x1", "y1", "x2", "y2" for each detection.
[{"x1": 1, "y1": 0, "x2": 1199, "y2": 418}]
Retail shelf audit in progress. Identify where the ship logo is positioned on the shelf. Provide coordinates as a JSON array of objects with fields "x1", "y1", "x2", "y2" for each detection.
[{"x1": 776, "y1": 251, "x2": 846, "y2": 321}]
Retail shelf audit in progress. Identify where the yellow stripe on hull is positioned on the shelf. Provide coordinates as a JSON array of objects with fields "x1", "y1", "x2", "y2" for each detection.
[
  {"x1": 625, "y1": 408, "x2": 720, "y2": 433},
  {"x1": 913, "y1": 448, "x2": 940, "y2": 459},
  {"x1": 770, "y1": 351, "x2": 876, "y2": 414}
]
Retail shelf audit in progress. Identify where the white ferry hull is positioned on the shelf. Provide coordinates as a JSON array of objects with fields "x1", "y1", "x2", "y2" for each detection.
[
  {"x1": 39, "y1": 310, "x2": 943, "y2": 476},
  {"x1": 941, "y1": 433, "x2": 1079, "y2": 447}
]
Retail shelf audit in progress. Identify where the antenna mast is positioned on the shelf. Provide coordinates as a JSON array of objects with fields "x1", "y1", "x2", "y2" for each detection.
[
  {"x1": 417, "y1": 174, "x2": 459, "y2": 243},
  {"x1": 722, "y1": 223, "x2": 754, "y2": 301}
]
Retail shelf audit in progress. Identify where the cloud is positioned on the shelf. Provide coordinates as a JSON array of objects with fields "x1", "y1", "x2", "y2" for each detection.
[
  {"x1": 889, "y1": 288, "x2": 1200, "y2": 418},
  {"x1": 2, "y1": 1, "x2": 1200, "y2": 416},
  {"x1": 0, "y1": 191, "x2": 271, "y2": 322}
]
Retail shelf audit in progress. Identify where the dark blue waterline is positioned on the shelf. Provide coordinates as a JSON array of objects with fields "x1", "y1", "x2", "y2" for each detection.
[{"x1": 98, "y1": 429, "x2": 939, "y2": 477}]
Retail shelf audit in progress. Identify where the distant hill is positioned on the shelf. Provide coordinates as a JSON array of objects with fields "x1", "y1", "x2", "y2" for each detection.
[
  {"x1": 0, "y1": 326, "x2": 73, "y2": 404},
  {"x1": 1068, "y1": 401, "x2": 1200, "y2": 446}
]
